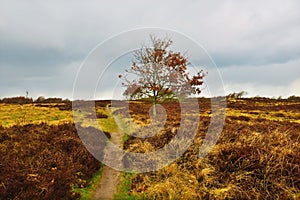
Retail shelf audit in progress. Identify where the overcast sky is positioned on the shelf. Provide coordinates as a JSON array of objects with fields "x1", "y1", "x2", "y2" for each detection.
[{"x1": 1, "y1": 0, "x2": 299, "y2": 99}]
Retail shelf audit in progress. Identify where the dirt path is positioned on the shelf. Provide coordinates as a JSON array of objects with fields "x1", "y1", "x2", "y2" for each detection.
[{"x1": 92, "y1": 130, "x2": 123, "y2": 200}]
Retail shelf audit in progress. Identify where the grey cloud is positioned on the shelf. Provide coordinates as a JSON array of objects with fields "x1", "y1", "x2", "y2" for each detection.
[
  {"x1": 219, "y1": 58, "x2": 300, "y2": 88},
  {"x1": 212, "y1": 46, "x2": 300, "y2": 67},
  {"x1": 0, "y1": 43, "x2": 83, "y2": 68},
  {"x1": 0, "y1": 0, "x2": 299, "y2": 99}
]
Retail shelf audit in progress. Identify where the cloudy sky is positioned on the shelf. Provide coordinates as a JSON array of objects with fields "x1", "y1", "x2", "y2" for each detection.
[{"x1": 1, "y1": 0, "x2": 299, "y2": 99}]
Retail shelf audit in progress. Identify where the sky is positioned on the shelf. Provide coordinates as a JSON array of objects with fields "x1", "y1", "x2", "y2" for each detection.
[{"x1": 0, "y1": 0, "x2": 300, "y2": 99}]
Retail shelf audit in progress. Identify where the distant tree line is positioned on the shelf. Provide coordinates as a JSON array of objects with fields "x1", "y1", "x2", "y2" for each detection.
[
  {"x1": 35, "y1": 96, "x2": 70, "y2": 103},
  {"x1": 1, "y1": 94, "x2": 299, "y2": 104},
  {"x1": 226, "y1": 92, "x2": 300, "y2": 101},
  {"x1": 0, "y1": 96, "x2": 33, "y2": 104},
  {"x1": 0, "y1": 96, "x2": 70, "y2": 104}
]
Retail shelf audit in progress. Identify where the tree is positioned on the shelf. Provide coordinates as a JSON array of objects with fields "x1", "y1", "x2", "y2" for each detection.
[
  {"x1": 119, "y1": 35, "x2": 205, "y2": 115},
  {"x1": 227, "y1": 91, "x2": 247, "y2": 99}
]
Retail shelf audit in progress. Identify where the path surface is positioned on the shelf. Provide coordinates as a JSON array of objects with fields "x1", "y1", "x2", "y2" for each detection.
[{"x1": 92, "y1": 130, "x2": 123, "y2": 200}]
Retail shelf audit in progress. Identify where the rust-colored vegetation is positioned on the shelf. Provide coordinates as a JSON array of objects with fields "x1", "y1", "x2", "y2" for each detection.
[
  {"x1": 0, "y1": 97, "x2": 113, "y2": 200},
  {"x1": 0, "y1": 123, "x2": 108, "y2": 199},
  {"x1": 117, "y1": 98, "x2": 300, "y2": 199},
  {"x1": 0, "y1": 97, "x2": 299, "y2": 199}
]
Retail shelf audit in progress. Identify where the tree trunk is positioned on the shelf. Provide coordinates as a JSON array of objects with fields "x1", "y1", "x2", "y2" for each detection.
[{"x1": 153, "y1": 95, "x2": 157, "y2": 117}]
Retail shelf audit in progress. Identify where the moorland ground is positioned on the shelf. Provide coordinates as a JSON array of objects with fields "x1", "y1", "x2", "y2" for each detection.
[{"x1": 0, "y1": 97, "x2": 299, "y2": 199}]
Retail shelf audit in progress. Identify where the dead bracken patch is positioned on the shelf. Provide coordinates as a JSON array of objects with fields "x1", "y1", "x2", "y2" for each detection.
[{"x1": 0, "y1": 123, "x2": 107, "y2": 200}]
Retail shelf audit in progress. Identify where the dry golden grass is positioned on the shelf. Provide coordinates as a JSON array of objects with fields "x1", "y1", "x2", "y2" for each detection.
[
  {"x1": 130, "y1": 127, "x2": 299, "y2": 199},
  {"x1": 119, "y1": 98, "x2": 300, "y2": 200},
  {"x1": 144, "y1": 164, "x2": 199, "y2": 200},
  {"x1": 0, "y1": 103, "x2": 73, "y2": 127}
]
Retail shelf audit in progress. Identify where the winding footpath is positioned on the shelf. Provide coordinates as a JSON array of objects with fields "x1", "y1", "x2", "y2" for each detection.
[{"x1": 92, "y1": 130, "x2": 123, "y2": 200}]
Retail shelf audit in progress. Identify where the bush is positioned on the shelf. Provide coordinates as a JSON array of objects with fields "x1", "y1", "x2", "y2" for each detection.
[{"x1": 287, "y1": 95, "x2": 300, "y2": 102}]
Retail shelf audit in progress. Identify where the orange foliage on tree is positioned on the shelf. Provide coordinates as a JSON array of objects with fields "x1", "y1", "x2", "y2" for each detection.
[{"x1": 119, "y1": 35, "x2": 205, "y2": 105}]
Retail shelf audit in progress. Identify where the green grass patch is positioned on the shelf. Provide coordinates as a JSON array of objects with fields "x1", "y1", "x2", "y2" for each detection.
[
  {"x1": 72, "y1": 165, "x2": 104, "y2": 200},
  {"x1": 73, "y1": 106, "x2": 119, "y2": 133},
  {"x1": 114, "y1": 173, "x2": 144, "y2": 200},
  {"x1": 122, "y1": 133, "x2": 130, "y2": 145},
  {"x1": 97, "y1": 106, "x2": 119, "y2": 133}
]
